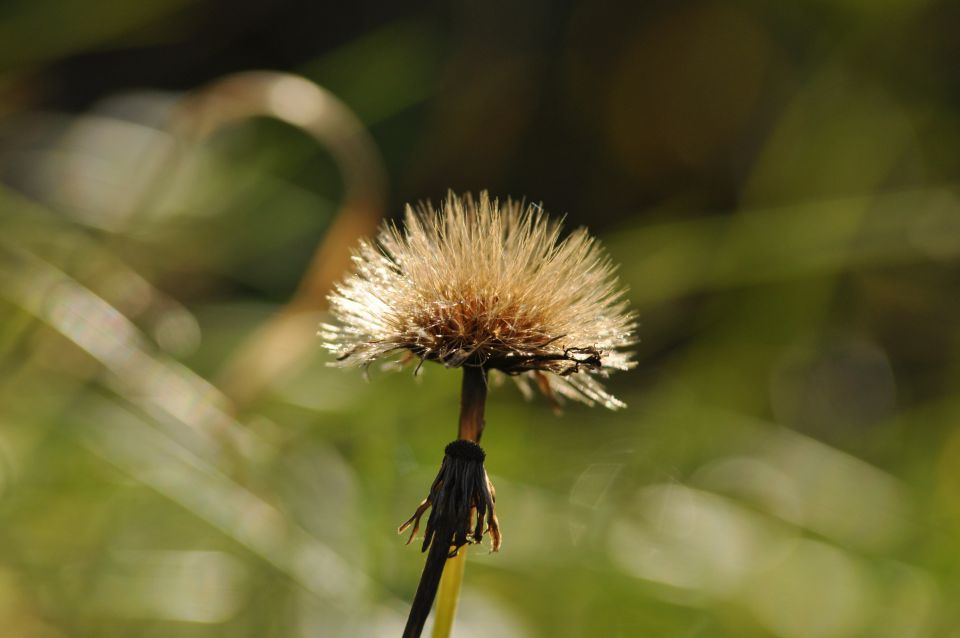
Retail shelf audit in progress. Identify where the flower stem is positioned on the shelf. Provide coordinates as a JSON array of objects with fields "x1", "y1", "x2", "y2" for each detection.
[
  {"x1": 458, "y1": 365, "x2": 487, "y2": 442},
  {"x1": 427, "y1": 366, "x2": 486, "y2": 637}
]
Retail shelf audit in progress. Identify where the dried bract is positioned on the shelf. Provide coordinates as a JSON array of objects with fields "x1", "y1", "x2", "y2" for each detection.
[{"x1": 399, "y1": 439, "x2": 500, "y2": 554}]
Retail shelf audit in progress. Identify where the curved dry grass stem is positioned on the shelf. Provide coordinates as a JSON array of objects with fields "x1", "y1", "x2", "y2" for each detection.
[{"x1": 170, "y1": 71, "x2": 387, "y2": 407}]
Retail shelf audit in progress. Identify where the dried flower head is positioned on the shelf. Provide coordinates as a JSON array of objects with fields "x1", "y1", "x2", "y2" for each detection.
[{"x1": 321, "y1": 191, "x2": 636, "y2": 409}]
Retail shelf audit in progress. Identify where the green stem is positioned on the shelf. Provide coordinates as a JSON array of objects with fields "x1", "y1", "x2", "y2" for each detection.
[{"x1": 430, "y1": 546, "x2": 467, "y2": 638}]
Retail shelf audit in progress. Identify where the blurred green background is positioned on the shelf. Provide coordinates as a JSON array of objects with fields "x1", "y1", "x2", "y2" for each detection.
[{"x1": 2, "y1": 1, "x2": 960, "y2": 636}]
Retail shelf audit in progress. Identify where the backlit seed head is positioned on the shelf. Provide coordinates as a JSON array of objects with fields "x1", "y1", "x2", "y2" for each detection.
[{"x1": 321, "y1": 191, "x2": 637, "y2": 409}]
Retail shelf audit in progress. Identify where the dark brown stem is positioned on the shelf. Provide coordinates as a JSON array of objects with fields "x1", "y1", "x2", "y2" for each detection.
[
  {"x1": 458, "y1": 366, "x2": 487, "y2": 442},
  {"x1": 401, "y1": 367, "x2": 489, "y2": 637},
  {"x1": 401, "y1": 527, "x2": 455, "y2": 638}
]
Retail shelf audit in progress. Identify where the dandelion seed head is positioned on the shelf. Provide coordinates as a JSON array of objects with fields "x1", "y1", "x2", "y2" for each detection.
[{"x1": 321, "y1": 191, "x2": 637, "y2": 409}]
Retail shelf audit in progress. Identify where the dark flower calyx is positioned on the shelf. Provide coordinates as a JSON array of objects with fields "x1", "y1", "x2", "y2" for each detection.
[
  {"x1": 444, "y1": 439, "x2": 485, "y2": 462},
  {"x1": 399, "y1": 438, "x2": 498, "y2": 638},
  {"x1": 399, "y1": 439, "x2": 501, "y2": 554}
]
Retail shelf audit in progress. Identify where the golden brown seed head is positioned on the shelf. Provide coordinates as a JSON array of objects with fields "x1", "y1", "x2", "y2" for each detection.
[{"x1": 320, "y1": 191, "x2": 637, "y2": 409}]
